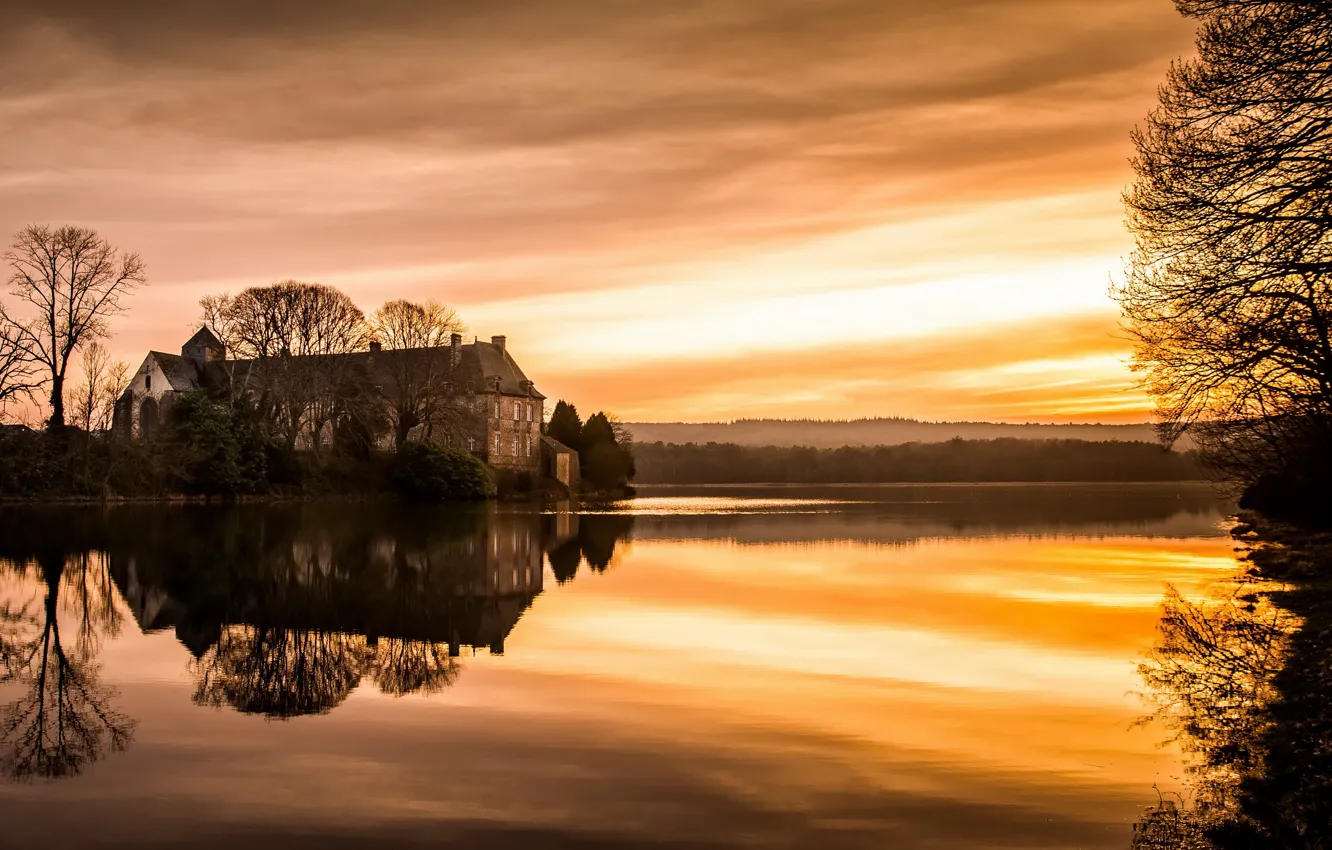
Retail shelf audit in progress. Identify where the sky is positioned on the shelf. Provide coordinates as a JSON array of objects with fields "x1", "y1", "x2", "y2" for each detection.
[{"x1": 0, "y1": 1, "x2": 1198, "y2": 423}]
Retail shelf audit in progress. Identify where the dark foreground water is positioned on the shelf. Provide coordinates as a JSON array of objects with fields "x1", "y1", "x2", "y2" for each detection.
[{"x1": 0, "y1": 484, "x2": 1245, "y2": 848}]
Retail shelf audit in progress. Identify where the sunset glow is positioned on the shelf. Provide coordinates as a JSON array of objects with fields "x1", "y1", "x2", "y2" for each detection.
[{"x1": 0, "y1": 2, "x2": 1197, "y2": 421}]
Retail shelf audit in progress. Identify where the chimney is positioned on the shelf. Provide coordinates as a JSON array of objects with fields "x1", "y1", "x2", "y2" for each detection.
[
  {"x1": 491, "y1": 335, "x2": 506, "y2": 354},
  {"x1": 450, "y1": 332, "x2": 462, "y2": 367},
  {"x1": 368, "y1": 341, "x2": 382, "y2": 353}
]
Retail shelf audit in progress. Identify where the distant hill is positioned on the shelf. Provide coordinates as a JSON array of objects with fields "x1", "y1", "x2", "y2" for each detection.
[{"x1": 623, "y1": 418, "x2": 1165, "y2": 449}]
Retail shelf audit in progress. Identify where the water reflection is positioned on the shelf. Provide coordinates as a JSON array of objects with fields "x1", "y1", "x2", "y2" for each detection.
[
  {"x1": 1132, "y1": 528, "x2": 1332, "y2": 849},
  {"x1": 0, "y1": 504, "x2": 633, "y2": 759},
  {"x1": 0, "y1": 542, "x2": 135, "y2": 781}
]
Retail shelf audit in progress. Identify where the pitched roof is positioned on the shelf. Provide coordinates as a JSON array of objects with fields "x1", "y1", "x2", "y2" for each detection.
[
  {"x1": 139, "y1": 336, "x2": 545, "y2": 400},
  {"x1": 458, "y1": 341, "x2": 545, "y2": 398},
  {"x1": 149, "y1": 352, "x2": 203, "y2": 392},
  {"x1": 183, "y1": 326, "x2": 225, "y2": 352}
]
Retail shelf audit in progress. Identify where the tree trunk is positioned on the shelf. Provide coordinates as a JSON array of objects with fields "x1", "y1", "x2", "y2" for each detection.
[
  {"x1": 394, "y1": 417, "x2": 413, "y2": 450},
  {"x1": 47, "y1": 375, "x2": 65, "y2": 431}
]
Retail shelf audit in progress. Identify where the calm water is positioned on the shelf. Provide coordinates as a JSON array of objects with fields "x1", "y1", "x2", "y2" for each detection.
[{"x1": 0, "y1": 484, "x2": 1240, "y2": 849}]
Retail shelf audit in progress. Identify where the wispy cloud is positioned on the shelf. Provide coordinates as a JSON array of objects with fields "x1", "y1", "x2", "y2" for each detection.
[{"x1": 0, "y1": 0, "x2": 1195, "y2": 420}]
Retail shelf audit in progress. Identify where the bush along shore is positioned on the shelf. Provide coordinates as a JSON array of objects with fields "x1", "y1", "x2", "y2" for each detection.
[{"x1": 0, "y1": 391, "x2": 635, "y2": 503}]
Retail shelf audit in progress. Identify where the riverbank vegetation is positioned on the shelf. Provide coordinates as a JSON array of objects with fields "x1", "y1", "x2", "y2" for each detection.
[{"x1": 633, "y1": 439, "x2": 1203, "y2": 485}]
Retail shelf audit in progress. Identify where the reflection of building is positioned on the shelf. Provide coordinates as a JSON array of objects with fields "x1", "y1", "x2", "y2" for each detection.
[
  {"x1": 112, "y1": 326, "x2": 547, "y2": 470},
  {"x1": 108, "y1": 509, "x2": 555, "y2": 658}
]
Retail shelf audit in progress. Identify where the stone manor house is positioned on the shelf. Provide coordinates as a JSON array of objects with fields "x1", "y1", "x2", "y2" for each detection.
[{"x1": 113, "y1": 327, "x2": 575, "y2": 479}]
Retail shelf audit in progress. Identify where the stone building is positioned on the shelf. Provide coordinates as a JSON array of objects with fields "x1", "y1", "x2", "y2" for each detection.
[{"x1": 113, "y1": 327, "x2": 547, "y2": 471}]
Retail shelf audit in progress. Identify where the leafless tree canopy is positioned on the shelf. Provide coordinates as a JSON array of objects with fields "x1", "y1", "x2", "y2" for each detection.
[
  {"x1": 1, "y1": 225, "x2": 146, "y2": 430},
  {"x1": 370, "y1": 300, "x2": 467, "y2": 448},
  {"x1": 1116, "y1": 0, "x2": 1332, "y2": 483},
  {"x1": 204, "y1": 281, "x2": 372, "y2": 449},
  {"x1": 67, "y1": 342, "x2": 128, "y2": 435},
  {"x1": 0, "y1": 325, "x2": 41, "y2": 419}
]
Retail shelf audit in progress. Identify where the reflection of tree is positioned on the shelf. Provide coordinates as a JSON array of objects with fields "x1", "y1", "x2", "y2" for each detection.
[
  {"x1": 368, "y1": 639, "x2": 460, "y2": 697},
  {"x1": 0, "y1": 552, "x2": 135, "y2": 781},
  {"x1": 1138, "y1": 585, "x2": 1293, "y2": 805},
  {"x1": 191, "y1": 628, "x2": 467, "y2": 717},
  {"x1": 546, "y1": 514, "x2": 634, "y2": 582},
  {"x1": 191, "y1": 626, "x2": 371, "y2": 719},
  {"x1": 1132, "y1": 545, "x2": 1332, "y2": 849},
  {"x1": 580, "y1": 515, "x2": 633, "y2": 573},
  {"x1": 547, "y1": 539, "x2": 581, "y2": 584}
]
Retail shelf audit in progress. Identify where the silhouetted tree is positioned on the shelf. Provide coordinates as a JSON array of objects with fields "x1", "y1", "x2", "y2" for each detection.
[
  {"x1": 203, "y1": 282, "x2": 371, "y2": 450},
  {"x1": 0, "y1": 324, "x2": 40, "y2": 420},
  {"x1": 1, "y1": 225, "x2": 146, "y2": 430},
  {"x1": 1117, "y1": 0, "x2": 1332, "y2": 495},
  {"x1": 580, "y1": 412, "x2": 635, "y2": 490},
  {"x1": 67, "y1": 342, "x2": 127, "y2": 436},
  {"x1": 545, "y1": 400, "x2": 583, "y2": 451},
  {"x1": 369, "y1": 300, "x2": 469, "y2": 449}
]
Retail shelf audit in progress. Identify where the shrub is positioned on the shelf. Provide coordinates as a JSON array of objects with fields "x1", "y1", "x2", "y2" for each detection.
[
  {"x1": 393, "y1": 441, "x2": 493, "y2": 501},
  {"x1": 165, "y1": 392, "x2": 268, "y2": 496}
]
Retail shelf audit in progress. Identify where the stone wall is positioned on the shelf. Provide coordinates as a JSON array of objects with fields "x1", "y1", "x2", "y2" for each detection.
[{"x1": 482, "y1": 392, "x2": 543, "y2": 470}]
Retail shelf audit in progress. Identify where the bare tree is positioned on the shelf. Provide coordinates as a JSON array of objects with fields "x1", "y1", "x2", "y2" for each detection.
[
  {"x1": 0, "y1": 325, "x2": 40, "y2": 420},
  {"x1": 67, "y1": 342, "x2": 127, "y2": 435},
  {"x1": 369, "y1": 300, "x2": 467, "y2": 449},
  {"x1": 1, "y1": 226, "x2": 146, "y2": 431},
  {"x1": 1116, "y1": 1, "x2": 1332, "y2": 491},
  {"x1": 211, "y1": 281, "x2": 370, "y2": 450}
]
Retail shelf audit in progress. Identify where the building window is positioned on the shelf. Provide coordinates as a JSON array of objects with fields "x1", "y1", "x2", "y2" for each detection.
[
  {"x1": 145, "y1": 374, "x2": 152, "y2": 391},
  {"x1": 494, "y1": 433, "x2": 500, "y2": 455},
  {"x1": 468, "y1": 436, "x2": 475, "y2": 451},
  {"x1": 513, "y1": 437, "x2": 518, "y2": 455},
  {"x1": 526, "y1": 403, "x2": 532, "y2": 422},
  {"x1": 493, "y1": 400, "x2": 499, "y2": 418},
  {"x1": 513, "y1": 401, "x2": 519, "y2": 421}
]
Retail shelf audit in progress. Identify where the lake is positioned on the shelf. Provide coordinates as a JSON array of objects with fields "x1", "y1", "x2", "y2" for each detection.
[{"x1": 0, "y1": 483, "x2": 1240, "y2": 849}]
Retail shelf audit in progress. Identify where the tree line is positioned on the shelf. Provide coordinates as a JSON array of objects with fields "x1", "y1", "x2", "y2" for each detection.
[{"x1": 633, "y1": 439, "x2": 1203, "y2": 484}]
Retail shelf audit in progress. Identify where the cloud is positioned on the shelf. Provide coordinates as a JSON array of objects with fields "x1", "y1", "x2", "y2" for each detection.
[
  {"x1": 0, "y1": 1, "x2": 1195, "y2": 420},
  {"x1": 544, "y1": 312, "x2": 1150, "y2": 421}
]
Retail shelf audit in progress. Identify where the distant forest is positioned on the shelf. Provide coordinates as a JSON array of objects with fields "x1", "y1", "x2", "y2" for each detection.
[
  {"x1": 624, "y1": 418, "x2": 1169, "y2": 450},
  {"x1": 633, "y1": 439, "x2": 1203, "y2": 484}
]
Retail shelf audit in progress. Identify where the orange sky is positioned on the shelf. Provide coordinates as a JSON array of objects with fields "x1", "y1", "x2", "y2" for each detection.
[{"x1": 0, "y1": 1, "x2": 1198, "y2": 422}]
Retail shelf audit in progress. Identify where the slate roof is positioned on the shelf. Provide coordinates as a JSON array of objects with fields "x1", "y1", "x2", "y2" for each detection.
[
  {"x1": 148, "y1": 351, "x2": 205, "y2": 392},
  {"x1": 183, "y1": 326, "x2": 225, "y2": 352},
  {"x1": 456, "y1": 341, "x2": 545, "y2": 398},
  {"x1": 144, "y1": 340, "x2": 544, "y2": 400}
]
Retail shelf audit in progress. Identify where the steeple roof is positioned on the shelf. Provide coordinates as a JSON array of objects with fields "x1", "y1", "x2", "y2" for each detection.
[{"x1": 183, "y1": 326, "x2": 224, "y2": 351}]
